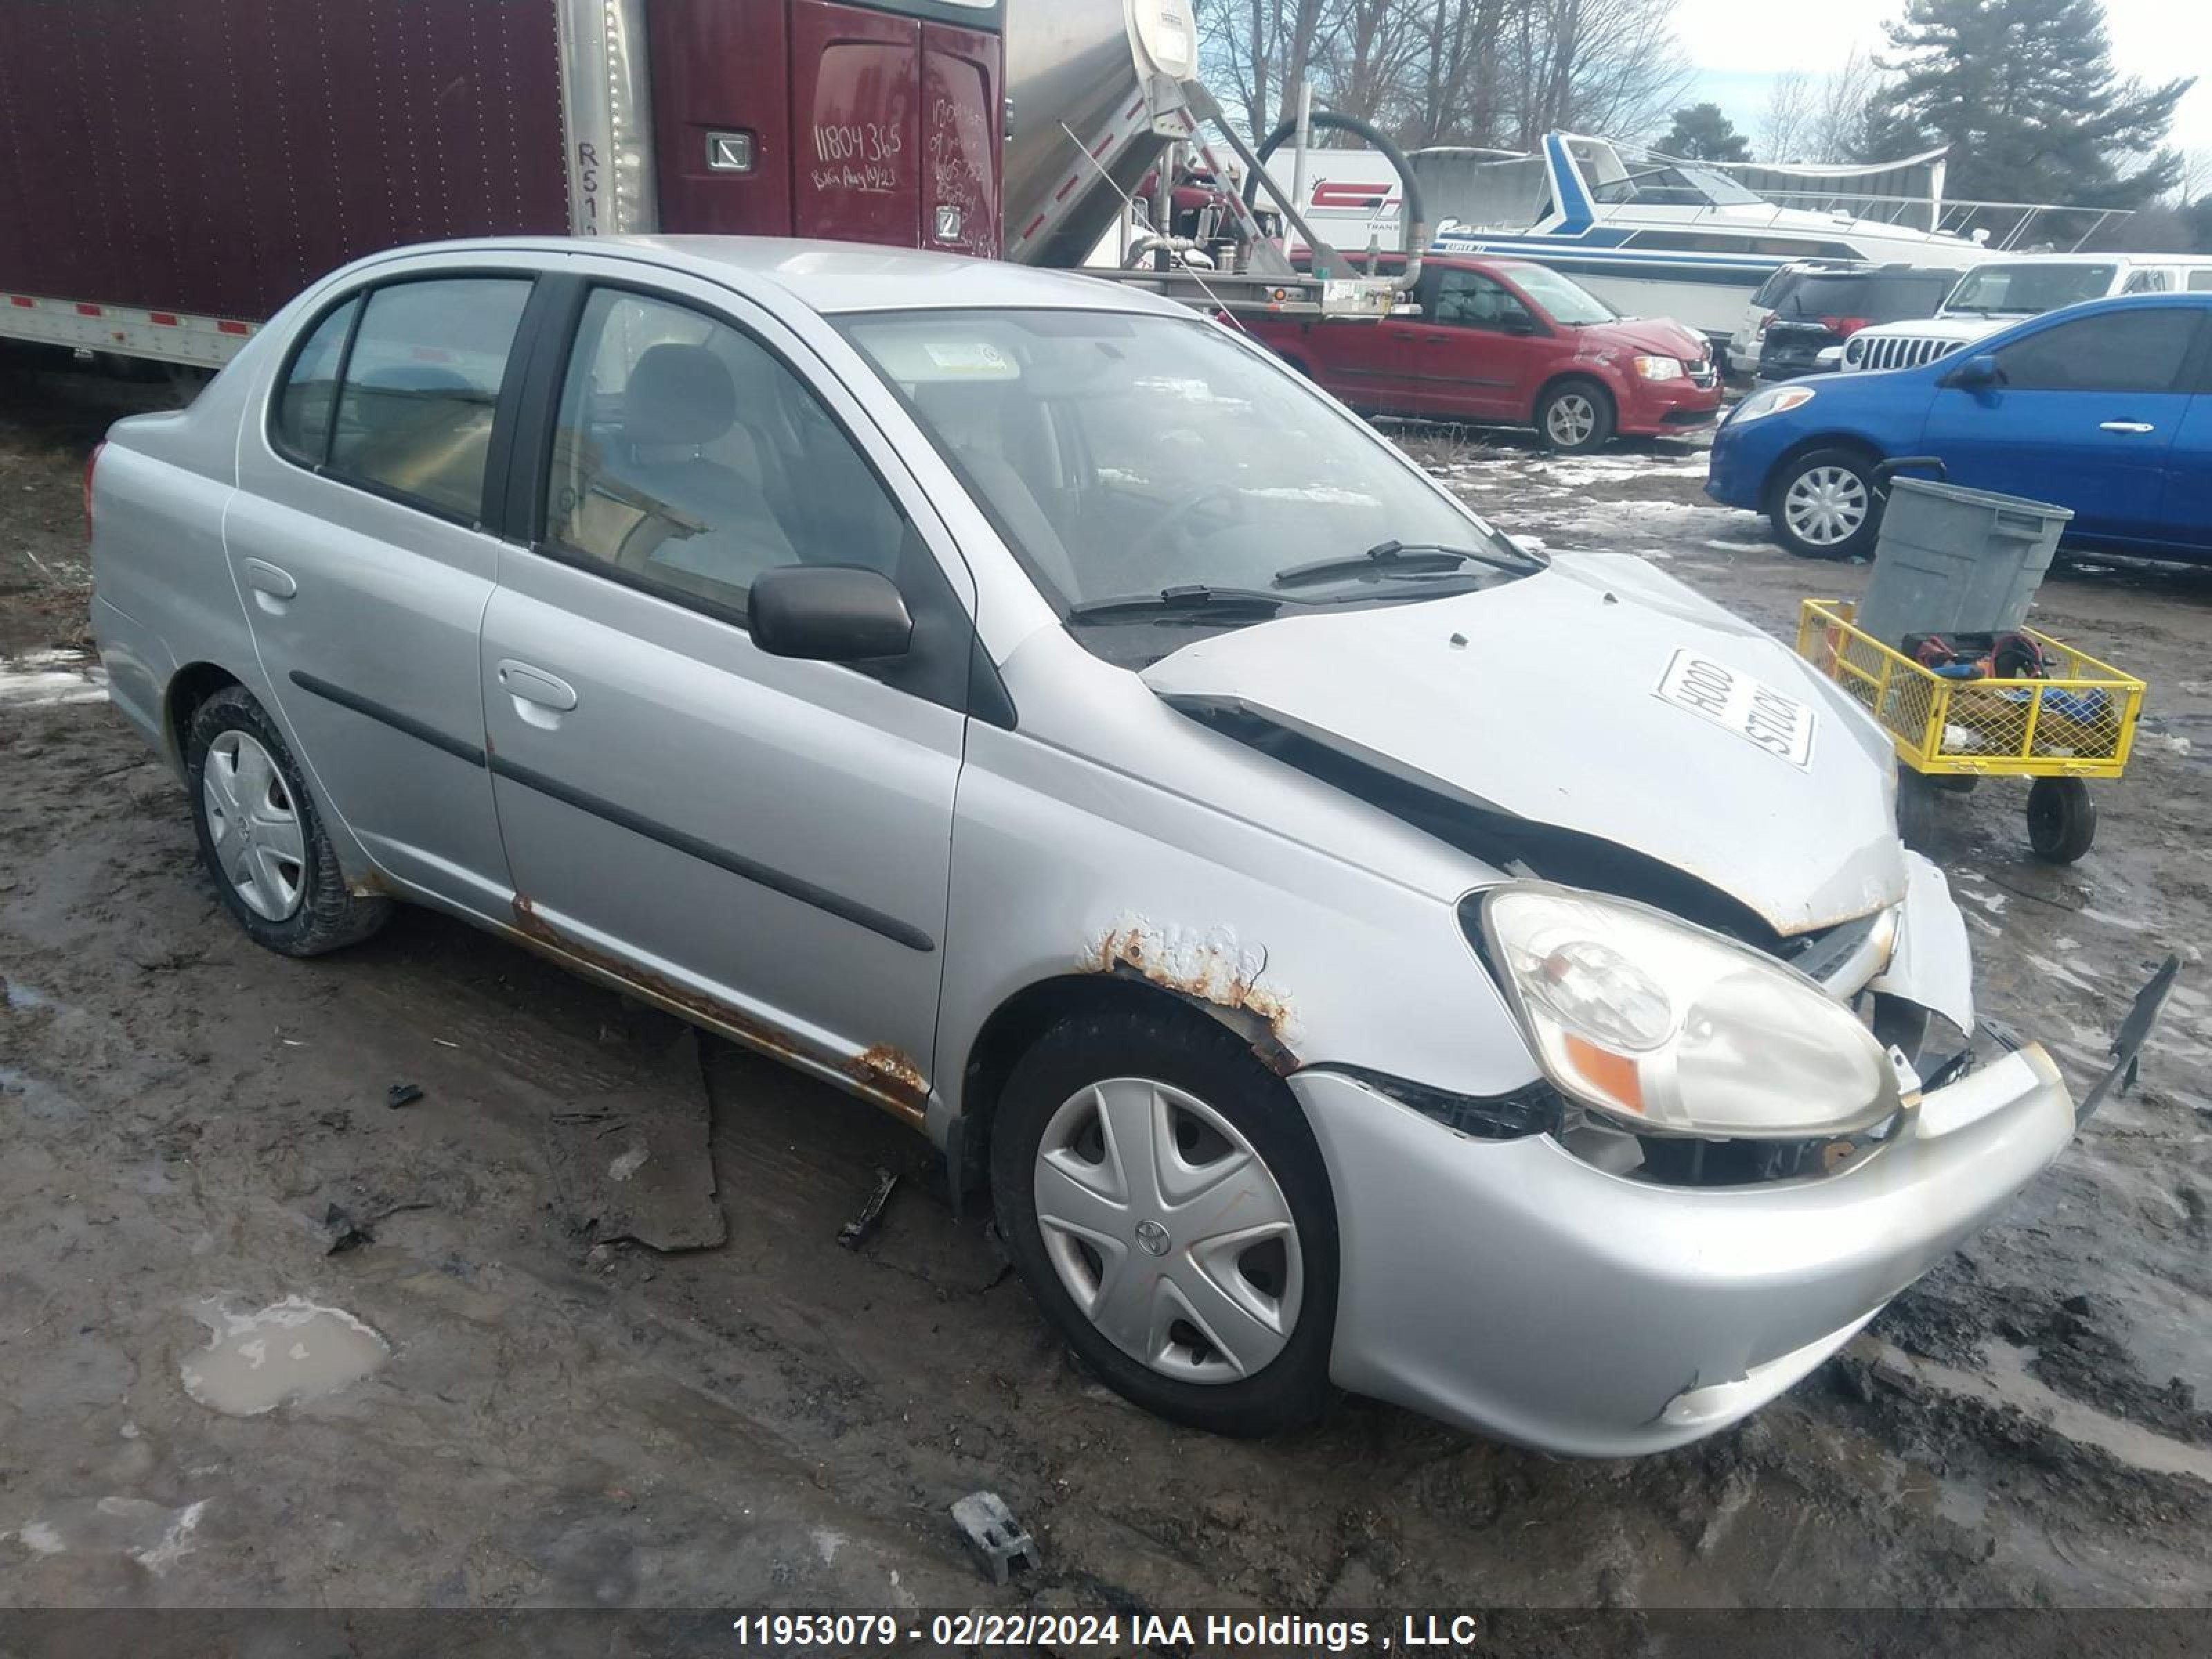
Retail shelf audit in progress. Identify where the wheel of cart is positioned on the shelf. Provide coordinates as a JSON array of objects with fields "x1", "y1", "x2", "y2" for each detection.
[
  {"x1": 1794, "y1": 599, "x2": 2146, "y2": 865},
  {"x1": 2025, "y1": 776, "x2": 2097, "y2": 863}
]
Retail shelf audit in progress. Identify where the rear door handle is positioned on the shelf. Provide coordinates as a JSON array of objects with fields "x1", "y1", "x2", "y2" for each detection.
[
  {"x1": 496, "y1": 659, "x2": 579, "y2": 717},
  {"x1": 242, "y1": 559, "x2": 297, "y2": 612},
  {"x1": 2099, "y1": 420, "x2": 2155, "y2": 434}
]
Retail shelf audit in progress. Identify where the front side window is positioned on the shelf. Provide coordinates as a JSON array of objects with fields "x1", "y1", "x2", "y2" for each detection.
[
  {"x1": 1988, "y1": 309, "x2": 2200, "y2": 393},
  {"x1": 837, "y1": 308, "x2": 1527, "y2": 637},
  {"x1": 1432, "y1": 269, "x2": 1536, "y2": 331},
  {"x1": 2121, "y1": 268, "x2": 2171, "y2": 294},
  {"x1": 1497, "y1": 263, "x2": 1614, "y2": 324},
  {"x1": 542, "y1": 288, "x2": 905, "y2": 616}
]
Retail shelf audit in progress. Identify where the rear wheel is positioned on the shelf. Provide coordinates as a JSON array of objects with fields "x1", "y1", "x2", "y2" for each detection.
[
  {"x1": 2026, "y1": 777, "x2": 2096, "y2": 863},
  {"x1": 1772, "y1": 447, "x2": 1879, "y2": 559},
  {"x1": 990, "y1": 1008, "x2": 1338, "y2": 1436},
  {"x1": 186, "y1": 686, "x2": 391, "y2": 955},
  {"x1": 1536, "y1": 378, "x2": 1615, "y2": 453}
]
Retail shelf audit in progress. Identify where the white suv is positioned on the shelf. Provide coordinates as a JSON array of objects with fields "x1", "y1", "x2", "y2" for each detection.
[{"x1": 1840, "y1": 253, "x2": 2212, "y2": 371}]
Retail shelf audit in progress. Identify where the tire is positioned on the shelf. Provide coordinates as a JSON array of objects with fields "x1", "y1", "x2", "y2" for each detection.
[
  {"x1": 1770, "y1": 447, "x2": 1880, "y2": 559},
  {"x1": 1535, "y1": 377, "x2": 1615, "y2": 453},
  {"x1": 1895, "y1": 768, "x2": 1945, "y2": 854},
  {"x1": 990, "y1": 1007, "x2": 1338, "y2": 1436},
  {"x1": 2026, "y1": 776, "x2": 2097, "y2": 864},
  {"x1": 185, "y1": 686, "x2": 392, "y2": 955}
]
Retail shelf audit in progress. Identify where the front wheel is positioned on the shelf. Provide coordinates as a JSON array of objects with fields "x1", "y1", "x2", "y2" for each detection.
[
  {"x1": 1771, "y1": 447, "x2": 1880, "y2": 559},
  {"x1": 2027, "y1": 777, "x2": 2097, "y2": 863},
  {"x1": 990, "y1": 1008, "x2": 1338, "y2": 1436},
  {"x1": 1536, "y1": 379, "x2": 1616, "y2": 453}
]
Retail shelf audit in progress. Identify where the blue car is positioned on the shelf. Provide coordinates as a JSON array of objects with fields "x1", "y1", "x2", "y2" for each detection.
[{"x1": 1707, "y1": 292, "x2": 2212, "y2": 561}]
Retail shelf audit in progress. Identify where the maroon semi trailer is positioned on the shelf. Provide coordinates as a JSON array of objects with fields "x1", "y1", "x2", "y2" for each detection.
[{"x1": 0, "y1": 0, "x2": 1007, "y2": 366}]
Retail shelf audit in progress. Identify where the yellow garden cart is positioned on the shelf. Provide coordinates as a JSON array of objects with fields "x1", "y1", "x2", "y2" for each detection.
[{"x1": 1795, "y1": 598, "x2": 2146, "y2": 863}]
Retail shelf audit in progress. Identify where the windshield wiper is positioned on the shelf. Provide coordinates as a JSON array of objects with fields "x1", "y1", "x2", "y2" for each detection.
[
  {"x1": 1065, "y1": 583, "x2": 1291, "y2": 623},
  {"x1": 1273, "y1": 537, "x2": 1542, "y2": 589}
]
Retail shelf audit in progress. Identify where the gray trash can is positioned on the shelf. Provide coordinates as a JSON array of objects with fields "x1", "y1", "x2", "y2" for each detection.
[{"x1": 1855, "y1": 474, "x2": 2072, "y2": 646}]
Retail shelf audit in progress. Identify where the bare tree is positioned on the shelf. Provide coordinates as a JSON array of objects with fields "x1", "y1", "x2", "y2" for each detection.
[
  {"x1": 1761, "y1": 71, "x2": 1814, "y2": 162},
  {"x1": 2174, "y1": 146, "x2": 2212, "y2": 205},
  {"x1": 1407, "y1": 0, "x2": 1507, "y2": 145},
  {"x1": 1528, "y1": 0, "x2": 1694, "y2": 146},
  {"x1": 1197, "y1": 0, "x2": 1338, "y2": 141},
  {"x1": 1202, "y1": 0, "x2": 1691, "y2": 156},
  {"x1": 1315, "y1": 0, "x2": 1427, "y2": 128},
  {"x1": 1808, "y1": 48, "x2": 1884, "y2": 162}
]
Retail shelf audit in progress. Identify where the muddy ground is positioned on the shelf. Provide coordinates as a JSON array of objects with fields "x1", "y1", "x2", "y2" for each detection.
[{"x1": 3, "y1": 350, "x2": 2210, "y2": 1637}]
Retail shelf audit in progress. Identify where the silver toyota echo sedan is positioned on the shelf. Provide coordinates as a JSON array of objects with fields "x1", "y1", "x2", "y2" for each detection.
[{"x1": 89, "y1": 237, "x2": 2101, "y2": 1454}]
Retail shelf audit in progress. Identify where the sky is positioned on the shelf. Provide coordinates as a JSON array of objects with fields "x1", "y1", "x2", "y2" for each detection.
[{"x1": 1675, "y1": 0, "x2": 2212, "y2": 162}]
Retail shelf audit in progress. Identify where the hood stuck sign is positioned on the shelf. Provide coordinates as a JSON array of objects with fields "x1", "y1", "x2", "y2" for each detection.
[{"x1": 1656, "y1": 648, "x2": 1819, "y2": 770}]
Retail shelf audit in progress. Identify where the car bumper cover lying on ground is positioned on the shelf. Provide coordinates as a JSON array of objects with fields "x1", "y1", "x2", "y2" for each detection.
[{"x1": 1292, "y1": 1043, "x2": 2074, "y2": 1457}]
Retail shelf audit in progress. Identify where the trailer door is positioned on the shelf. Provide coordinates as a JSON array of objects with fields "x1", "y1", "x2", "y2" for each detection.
[
  {"x1": 919, "y1": 21, "x2": 1001, "y2": 256},
  {"x1": 791, "y1": 1, "x2": 922, "y2": 247}
]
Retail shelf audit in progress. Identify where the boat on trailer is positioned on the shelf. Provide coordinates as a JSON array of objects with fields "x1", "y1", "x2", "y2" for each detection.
[{"x1": 1273, "y1": 134, "x2": 2126, "y2": 341}]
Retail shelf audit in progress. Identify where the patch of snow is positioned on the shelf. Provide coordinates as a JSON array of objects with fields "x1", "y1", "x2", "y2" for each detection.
[
  {"x1": 0, "y1": 650, "x2": 107, "y2": 708},
  {"x1": 1236, "y1": 485, "x2": 1381, "y2": 506}
]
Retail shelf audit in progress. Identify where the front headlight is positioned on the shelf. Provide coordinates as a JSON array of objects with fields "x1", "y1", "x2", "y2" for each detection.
[
  {"x1": 1477, "y1": 885, "x2": 1898, "y2": 1139},
  {"x1": 1631, "y1": 355, "x2": 1685, "y2": 381},
  {"x1": 1733, "y1": 384, "x2": 1817, "y2": 423}
]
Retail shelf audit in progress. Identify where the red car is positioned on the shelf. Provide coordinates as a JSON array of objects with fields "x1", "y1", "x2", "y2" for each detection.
[{"x1": 1244, "y1": 254, "x2": 1721, "y2": 452}]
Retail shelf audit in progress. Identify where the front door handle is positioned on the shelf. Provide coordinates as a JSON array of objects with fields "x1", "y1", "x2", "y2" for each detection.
[
  {"x1": 496, "y1": 659, "x2": 579, "y2": 718},
  {"x1": 242, "y1": 559, "x2": 297, "y2": 612},
  {"x1": 2099, "y1": 420, "x2": 2155, "y2": 434}
]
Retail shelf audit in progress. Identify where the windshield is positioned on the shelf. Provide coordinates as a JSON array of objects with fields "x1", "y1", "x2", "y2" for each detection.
[
  {"x1": 1498, "y1": 263, "x2": 1616, "y2": 324},
  {"x1": 1945, "y1": 263, "x2": 2115, "y2": 315},
  {"x1": 836, "y1": 308, "x2": 1523, "y2": 623},
  {"x1": 1590, "y1": 164, "x2": 1764, "y2": 208}
]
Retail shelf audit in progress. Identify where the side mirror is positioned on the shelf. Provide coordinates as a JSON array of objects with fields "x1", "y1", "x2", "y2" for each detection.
[
  {"x1": 1501, "y1": 309, "x2": 1539, "y2": 335},
  {"x1": 749, "y1": 565, "x2": 912, "y2": 662},
  {"x1": 1944, "y1": 353, "x2": 2000, "y2": 391}
]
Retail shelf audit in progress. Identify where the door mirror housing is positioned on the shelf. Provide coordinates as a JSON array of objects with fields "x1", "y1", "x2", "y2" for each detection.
[
  {"x1": 1944, "y1": 353, "x2": 2001, "y2": 391},
  {"x1": 1501, "y1": 308, "x2": 1539, "y2": 335},
  {"x1": 748, "y1": 565, "x2": 913, "y2": 662}
]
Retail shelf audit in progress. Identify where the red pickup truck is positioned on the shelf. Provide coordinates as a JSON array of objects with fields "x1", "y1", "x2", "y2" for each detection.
[{"x1": 1242, "y1": 254, "x2": 1720, "y2": 452}]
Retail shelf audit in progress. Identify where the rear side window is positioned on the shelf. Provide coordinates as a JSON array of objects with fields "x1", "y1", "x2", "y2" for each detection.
[
  {"x1": 2191, "y1": 270, "x2": 2212, "y2": 292},
  {"x1": 1779, "y1": 272, "x2": 1953, "y2": 323},
  {"x1": 272, "y1": 276, "x2": 532, "y2": 523},
  {"x1": 272, "y1": 299, "x2": 357, "y2": 463},
  {"x1": 330, "y1": 280, "x2": 532, "y2": 519},
  {"x1": 1989, "y1": 309, "x2": 2201, "y2": 393}
]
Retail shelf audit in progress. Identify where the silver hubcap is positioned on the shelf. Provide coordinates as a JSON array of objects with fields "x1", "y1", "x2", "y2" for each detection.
[
  {"x1": 1546, "y1": 393, "x2": 1597, "y2": 447},
  {"x1": 1033, "y1": 1077, "x2": 1303, "y2": 1385},
  {"x1": 202, "y1": 730, "x2": 306, "y2": 921},
  {"x1": 1783, "y1": 465, "x2": 1870, "y2": 545}
]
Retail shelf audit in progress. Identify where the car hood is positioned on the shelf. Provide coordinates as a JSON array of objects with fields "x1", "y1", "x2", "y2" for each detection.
[
  {"x1": 1856, "y1": 316, "x2": 2005, "y2": 344},
  {"x1": 1591, "y1": 317, "x2": 1710, "y2": 359},
  {"x1": 1141, "y1": 554, "x2": 1906, "y2": 936}
]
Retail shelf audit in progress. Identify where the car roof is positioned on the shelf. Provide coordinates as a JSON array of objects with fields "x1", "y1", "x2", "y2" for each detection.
[
  {"x1": 341, "y1": 236, "x2": 1194, "y2": 319},
  {"x1": 1971, "y1": 252, "x2": 2195, "y2": 266}
]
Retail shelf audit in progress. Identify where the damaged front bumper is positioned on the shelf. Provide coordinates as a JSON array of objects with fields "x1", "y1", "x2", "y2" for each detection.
[{"x1": 1293, "y1": 1041, "x2": 2076, "y2": 1457}]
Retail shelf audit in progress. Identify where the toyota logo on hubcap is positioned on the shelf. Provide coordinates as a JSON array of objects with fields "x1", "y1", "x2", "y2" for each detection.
[{"x1": 1134, "y1": 1219, "x2": 1170, "y2": 1257}]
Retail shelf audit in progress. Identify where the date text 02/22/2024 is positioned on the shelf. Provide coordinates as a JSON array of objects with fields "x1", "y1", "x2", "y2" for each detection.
[{"x1": 728, "y1": 1611, "x2": 1488, "y2": 1649}]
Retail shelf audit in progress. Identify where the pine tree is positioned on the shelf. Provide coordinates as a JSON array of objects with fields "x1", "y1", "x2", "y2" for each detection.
[
  {"x1": 1662, "y1": 103, "x2": 1751, "y2": 162},
  {"x1": 1874, "y1": 0, "x2": 2193, "y2": 207}
]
